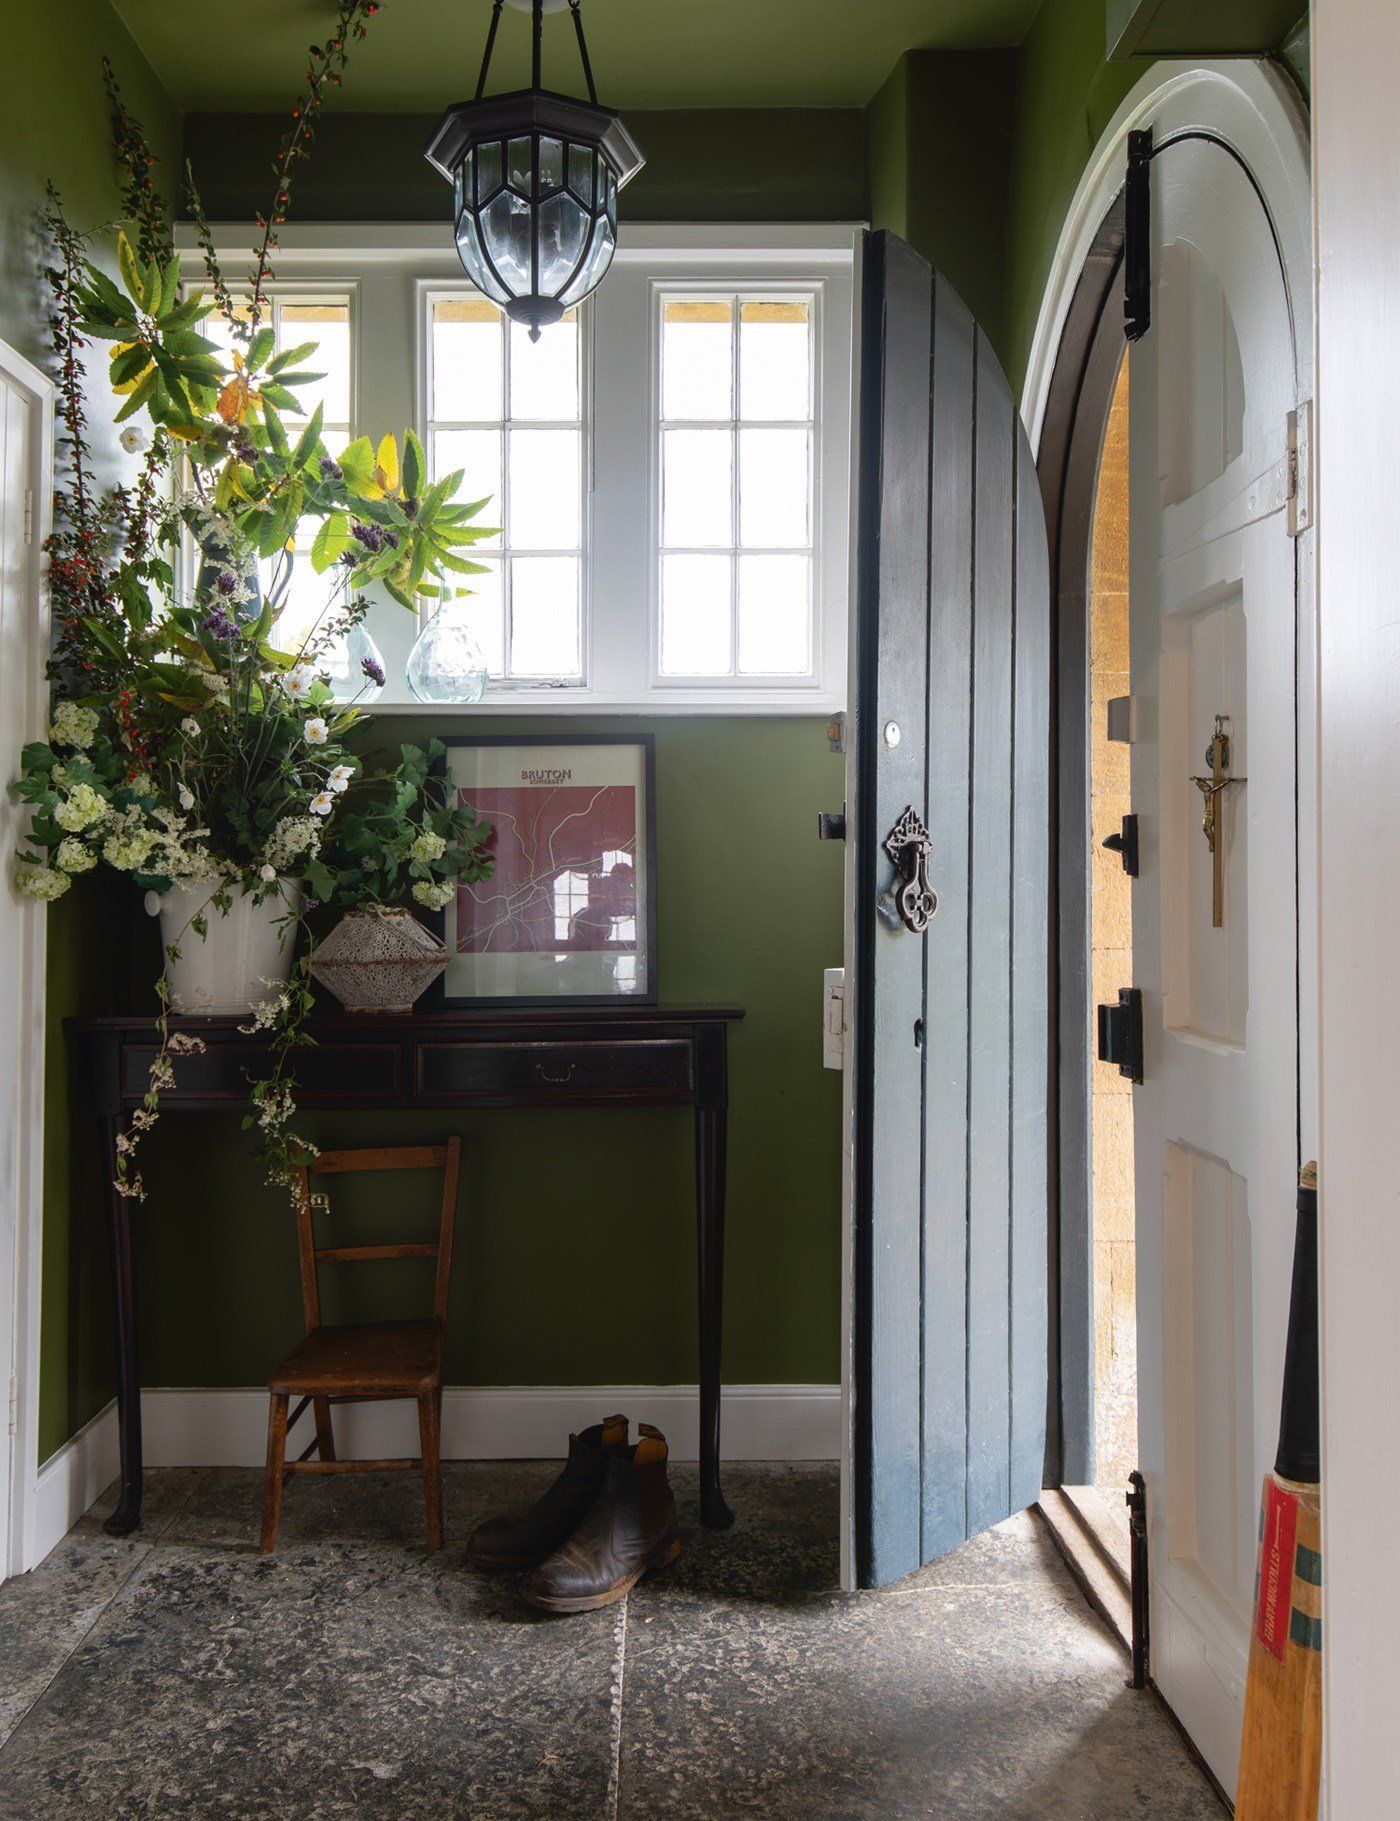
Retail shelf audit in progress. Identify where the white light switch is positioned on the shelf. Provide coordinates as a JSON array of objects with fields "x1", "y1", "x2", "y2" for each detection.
[{"x1": 822, "y1": 967, "x2": 846, "y2": 1070}]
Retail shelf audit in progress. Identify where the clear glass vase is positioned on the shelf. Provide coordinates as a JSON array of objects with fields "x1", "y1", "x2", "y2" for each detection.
[
  {"x1": 405, "y1": 589, "x2": 490, "y2": 704},
  {"x1": 319, "y1": 618, "x2": 387, "y2": 704}
]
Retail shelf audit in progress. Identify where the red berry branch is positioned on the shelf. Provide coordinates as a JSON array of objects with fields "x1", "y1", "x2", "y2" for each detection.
[
  {"x1": 103, "y1": 56, "x2": 171, "y2": 267},
  {"x1": 246, "y1": 0, "x2": 385, "y2": 335}
]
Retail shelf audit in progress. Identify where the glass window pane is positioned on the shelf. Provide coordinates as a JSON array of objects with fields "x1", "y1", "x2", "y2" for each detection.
[
  {"x1": 662, "y1": 298, "x2": 732, "y2": 421},
  {"x1": 509, "y1": 312, "x2": 579, "y2": 420},
  {"x1": 432, "y1": 297, "x2": 503, "y2": 421},
  {"x1": 270, "y1": 518, "x2": 339, "y2": 654},
  {"x1": 662, "y1": 429, "x2": 732, "y2": 549},
  {"x1": 738, "y1": 554, "x2": 811, "y2": 674},
  {"x1": 280, "y1": 304, "x2": 351, "y2": 426},
  {"x1": 458, "y1": 561, "x2": 505, "y2": 678},
  {"x1": 739, "y1": 299, "x2": 811, "y2": 421},
  {"x1": 661, "y1": 554, "x2": 732, "y2": 675},
  {"x1": 739, "y1": 427, "x2": 810, "y2": 548},
  {"x1": 510, "y1": 555, "x2": 580, "y2": 677},
  {"x1": 432, "y1": 429, "x2": 502, "y2": 548},
  {"x1": 508, "y1": 429, "x2": 580, "y2": 550}
]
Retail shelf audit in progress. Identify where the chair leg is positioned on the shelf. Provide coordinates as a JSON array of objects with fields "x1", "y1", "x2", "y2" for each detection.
[
  {"x1": 418, "y1": 1389, "x2": 443, "y2": 1551},
  {"x1": 260, "y1": 1393, "x2": 289, "y2": 1555},
  {"x1": 312, "y1": 1395, "x2": 336, "y2": 1463}
]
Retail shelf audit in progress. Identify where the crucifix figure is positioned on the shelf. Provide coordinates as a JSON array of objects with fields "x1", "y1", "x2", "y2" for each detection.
[{"x1": 1190, "y1": 714, "x2": 1246, "y2": 928}]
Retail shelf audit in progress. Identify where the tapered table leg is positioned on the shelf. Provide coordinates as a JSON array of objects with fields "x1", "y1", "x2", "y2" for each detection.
[
  {"x1": 101, "y1": 1114, "x2": 143, "y2": 1538},
  {"x1": 695, "y1": 1104, "x2": 734, "y2": 1530}
]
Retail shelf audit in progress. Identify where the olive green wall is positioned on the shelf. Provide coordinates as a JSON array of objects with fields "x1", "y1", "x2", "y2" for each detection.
[
  {"x1": 183, "y1": 109, "x2": 867, "y2": 225},
  {"x1": 4, "y1": 3, "x2": 181, "y2": 1461},
  {"x1": 864, "y1": 51, "x2": 1019, "y2": 360},
  {"x1": 35, "y1": 93, "x2": 857, "y2": 1462},
  {"x1": 132, "y1": 718, "x2": 844, "y2": 1393}
]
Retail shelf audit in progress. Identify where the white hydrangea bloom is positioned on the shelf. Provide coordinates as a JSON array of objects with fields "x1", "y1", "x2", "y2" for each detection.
[
  {"x1": 411, "y1": 830, "x2": 447, "y2": 863},
  {"x1": 16, "y1": 864, "x2": 71, "y2": 902},
  {"x1": 55, "y1": 837, "x2": 98, "y2": 875},
  {"x1": 54, "y1": 784, "x2": 108, "y2": 831},
  {"x1": 412, "y1": 880, "x2": 454, "y2": 912},
  {"x1": 102, "y1": 820, "x2": 160, "y2": 871},
  {"x1": 49, "y1": 701, "x2": 99, "y2": 750}
]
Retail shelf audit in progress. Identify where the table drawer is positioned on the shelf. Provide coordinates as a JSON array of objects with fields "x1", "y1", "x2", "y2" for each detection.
[
  {"x1": 417, "y1": 1038, "x2": 693, "y2": 1101},
  {"x1": 121, "y1": 1040, "x2": 403, "y2": 1103}
]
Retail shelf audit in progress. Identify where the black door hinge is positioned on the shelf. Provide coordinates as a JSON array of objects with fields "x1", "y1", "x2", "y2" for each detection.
[
  {"x1": 1097, "y1": 987, "x2": 1143, "y2": 1084},
  {"x1": 1125, "y1": 128, "x2": 1153, "y2": 343},
  {"x1": 1102, "y1": 813, "x2": 1139, "y2": 877},
  {"x1": 817, "y1": 806, "x2": 846, "y2": 840},
  {"x1": 1126, "y1": 1470, "x2": 1149, "y2": 1690}
]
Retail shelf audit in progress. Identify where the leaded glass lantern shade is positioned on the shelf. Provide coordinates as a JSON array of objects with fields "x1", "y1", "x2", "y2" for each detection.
[{"x1": 425, "y1": 2, "x2": 644, "y2": 339}]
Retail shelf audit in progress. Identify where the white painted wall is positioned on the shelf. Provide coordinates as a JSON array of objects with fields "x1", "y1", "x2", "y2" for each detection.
[{"x1": 1313, "y1": 3, "x2": 1400, "y2": 1810}]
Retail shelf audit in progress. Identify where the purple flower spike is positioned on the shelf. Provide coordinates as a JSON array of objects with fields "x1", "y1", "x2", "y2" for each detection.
[
  {"x1": 215, "y1": 570, "x2": 238, "y2": 596},
  {"x1": 361, "y1": 654, "x2": 386, "y2": 687},
  {"x1": 319, "y1": 456, "x2": 343, "y2": 481},
  {"x1": 202, "y1": 607, "x2": 238, "y2": 640}
]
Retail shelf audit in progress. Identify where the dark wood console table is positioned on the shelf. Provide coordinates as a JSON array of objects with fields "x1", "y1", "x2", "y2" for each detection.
[{"x1": 68, "y1": 1004, "x2": 744, "y2": 1539}]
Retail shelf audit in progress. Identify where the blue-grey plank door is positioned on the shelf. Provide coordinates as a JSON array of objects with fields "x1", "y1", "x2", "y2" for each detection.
[{"x1": 852, "y1": 230, "x2": 1050, "y2": 1588}]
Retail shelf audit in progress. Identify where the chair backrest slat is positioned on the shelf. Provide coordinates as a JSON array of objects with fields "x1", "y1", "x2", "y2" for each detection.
[{"x1": 291, "y1": 1139, "x2": 462, "y2": 1335}]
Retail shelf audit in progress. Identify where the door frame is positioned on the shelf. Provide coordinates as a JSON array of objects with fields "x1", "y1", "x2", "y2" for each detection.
[
  {"x1": 1034, "y1": 199, "x2": 1127, "y2": 1489},
  {"x1": 1023, "y1": 41, "x2": 1317, "y2": 1691},
  {"x1": 0, "y1": 334, "x2": 54, "y2": 1582}
]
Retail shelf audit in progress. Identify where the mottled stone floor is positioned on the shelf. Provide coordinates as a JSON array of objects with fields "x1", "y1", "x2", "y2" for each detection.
[{"x1": 0, "y1": 1463, "x2": 1225, "y2": 1819}]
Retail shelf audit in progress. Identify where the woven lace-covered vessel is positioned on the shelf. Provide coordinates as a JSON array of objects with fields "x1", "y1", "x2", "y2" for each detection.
[{"x1": 309, "y1": 907, "x2": 448, "y2": 1013}]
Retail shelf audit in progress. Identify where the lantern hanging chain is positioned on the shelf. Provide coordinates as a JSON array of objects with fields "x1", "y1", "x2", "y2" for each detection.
[
  {"x1": 475, "y1": 0, "x2": 506, "y2": 100},
  {"x1": 569, "y1": 0, "x2": 599, "y2": 104},
  {"x1": 473, "y1": 0, "x2": 599, "y2": 105}
]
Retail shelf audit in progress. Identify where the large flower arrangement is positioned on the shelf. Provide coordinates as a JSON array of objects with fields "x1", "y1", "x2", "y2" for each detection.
[{"x1": 11, "y1": 10, "x2": 496, "y2": 1200}]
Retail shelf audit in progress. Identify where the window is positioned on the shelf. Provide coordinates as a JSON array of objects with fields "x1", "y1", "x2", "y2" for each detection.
[
  {"x1": 176, "y1": 224, "x2": 853, "y2": 712},
  {"x1": 425, "y1": 295, "x2": 586, "y2": 684},
  {"x1": 658, "y1": 294, "x2": 816, "y2": 681}
]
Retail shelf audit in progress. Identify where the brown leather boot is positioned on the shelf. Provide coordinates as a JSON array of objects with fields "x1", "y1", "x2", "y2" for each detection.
[
  {"x1": 522, "y1": 1424, "x2": 681, "y2": 1613},
  {"x1": 467, "y1": 1415, "x2": 628, "y2": 1571}
]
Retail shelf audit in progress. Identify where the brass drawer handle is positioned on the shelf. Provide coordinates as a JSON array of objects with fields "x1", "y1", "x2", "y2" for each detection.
[{"x1": 536, "y1": 1061, "x2": 576, "y2": 1085}]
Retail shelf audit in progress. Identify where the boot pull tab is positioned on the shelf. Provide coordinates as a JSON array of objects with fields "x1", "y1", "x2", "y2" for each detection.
[
  {"x1": 635, "y1": 1424, "x2": 668, "y2": 1466},
  {"x1": 601, "y1": 1414, "x2": 629, "y2": 1448}
]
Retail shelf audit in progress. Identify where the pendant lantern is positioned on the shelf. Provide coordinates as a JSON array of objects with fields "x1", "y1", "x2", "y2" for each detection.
[{"x1": 425, "y1": 0, "x2": 644, "y2": 338}]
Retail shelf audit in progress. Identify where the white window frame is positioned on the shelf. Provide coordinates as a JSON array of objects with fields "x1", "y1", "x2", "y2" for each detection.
[
  {"x1": 651, "y1": 280, "x2": 824, "y2": 692},
  {"x1": 418, "y1": 282, "x2": 592, "y2": 689},
  {"x1": 176, "y1": 222, "x2": 856, "y2": 714}
]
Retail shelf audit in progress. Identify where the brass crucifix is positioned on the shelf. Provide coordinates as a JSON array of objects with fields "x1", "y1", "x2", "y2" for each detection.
[{"x1": 1190, "y1": 714, "x2": 1246, "y2": 928}]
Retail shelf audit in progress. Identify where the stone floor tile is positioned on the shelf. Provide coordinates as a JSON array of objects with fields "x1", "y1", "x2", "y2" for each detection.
[
  {"x1": 0, "y1": 1540, "x2": 621, "y2": 1821},
  {"x1": 619, "y1": 1579, "x2": 1225, "y2": 1819}
]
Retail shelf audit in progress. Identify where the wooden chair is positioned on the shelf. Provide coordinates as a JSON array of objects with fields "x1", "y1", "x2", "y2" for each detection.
[{"x1": 260, "y1": 1139, "x2": 461, "y2": 1555}]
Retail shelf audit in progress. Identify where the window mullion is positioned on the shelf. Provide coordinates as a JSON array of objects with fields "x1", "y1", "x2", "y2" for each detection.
[{"x1": 729, "y1": 298, "x2": 741, "y2": 678}]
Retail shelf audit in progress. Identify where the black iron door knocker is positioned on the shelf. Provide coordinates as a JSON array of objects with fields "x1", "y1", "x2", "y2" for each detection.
[{"x1": 881, "y1": 805, "x2": 937, "y2": 934}]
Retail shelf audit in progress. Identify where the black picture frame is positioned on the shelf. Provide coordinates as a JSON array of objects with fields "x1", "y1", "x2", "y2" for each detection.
[{"x1": 426, "y1": 733, "x2": 658, "y2": 1008}]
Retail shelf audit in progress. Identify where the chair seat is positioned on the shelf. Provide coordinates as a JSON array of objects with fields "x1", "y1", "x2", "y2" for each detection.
[{"x1": 269, "y1": 1319, "x2": 443, "y2": 1396}]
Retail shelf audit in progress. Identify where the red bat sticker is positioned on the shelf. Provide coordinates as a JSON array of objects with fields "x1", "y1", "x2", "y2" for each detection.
[{"x1": 1256, "y1": 1478, "x2": 1299, "y2": 1662}]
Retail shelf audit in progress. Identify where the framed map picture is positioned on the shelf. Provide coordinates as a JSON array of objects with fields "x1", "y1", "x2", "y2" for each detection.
[{"x1": 432, "y1": 736, "x2": 657, "y2": 1006}]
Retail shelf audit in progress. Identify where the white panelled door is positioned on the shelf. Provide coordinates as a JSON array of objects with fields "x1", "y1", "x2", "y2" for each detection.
[
  {"x1": 1128, "y1": 132, "x2": 1303, "y2": 1792},
  {"x1": 0, "y1": 349, "x2": 47, "y2": 1581}
]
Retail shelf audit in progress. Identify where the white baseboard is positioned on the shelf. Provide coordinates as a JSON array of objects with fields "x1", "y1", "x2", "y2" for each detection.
[
  {"x1": 142, "y1": 1384, "x2": 840, "y2": 1468},
  {"x1": 25, "y1": 1400, "x2": 120, "y2": 1572}
]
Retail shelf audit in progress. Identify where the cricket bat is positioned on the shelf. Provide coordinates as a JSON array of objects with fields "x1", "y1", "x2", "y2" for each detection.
[{"x1": 1235, "y1": 1161, "x2": 1322, "y2": 1820}]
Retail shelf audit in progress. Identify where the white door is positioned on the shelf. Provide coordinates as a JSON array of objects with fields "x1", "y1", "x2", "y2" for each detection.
[
  {"x1": 1128, "y1": 128, "x2": 1306, "y2": 1791},
  {"x1": 0, "y1": 352, "x2": 48, "y2": 1581}
]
